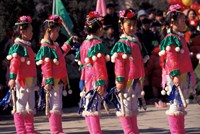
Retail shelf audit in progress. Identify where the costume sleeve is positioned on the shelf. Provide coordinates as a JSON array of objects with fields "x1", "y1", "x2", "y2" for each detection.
[
  {"x1": 110, "y1": 41, "x2": 131, "y2": 83},
  {"x1": 7, "y1": 44, "x2": 28, "y2": 79},
  {"x1": 159, "y1": 35, "x2": 183, "y2": 77},
  {"x1": 41, "y1": 59, "x2": 53, "y2": 85},
  {"x1": 36, "y1": 46, "x2": 57, "y2": 85},
  {"x1": 9, "y1": 56, "x2": 21, "y2": 79},
  {"x1": 61, "y1": 39, "x2": 72, "y2": 53},
  {"x1": 88, "y1": 43, "x2": 109, "y2": 86},
  {"x1": 114, "y1": 53, "x2": 125, "y2": 83},
  {"x1": 166, "y1": 45, "x2": 180, "y2": 77},
  {"x1": 93, "y1": 55, "x2": 107, "y2": 86}
]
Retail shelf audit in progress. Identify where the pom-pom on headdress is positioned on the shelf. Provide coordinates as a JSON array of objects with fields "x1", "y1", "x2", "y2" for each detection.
[
  {"x1": 44, "y1": 15, "x2": 63, "y2": 28},
  {"x1": 15, "y1": 16, "x2": 32, "y2": 26}
]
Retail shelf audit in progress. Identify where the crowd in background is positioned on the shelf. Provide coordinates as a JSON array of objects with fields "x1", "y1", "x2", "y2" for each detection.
[{"x1": 1, "y1": 2, "x2": 200, "y2": 114}]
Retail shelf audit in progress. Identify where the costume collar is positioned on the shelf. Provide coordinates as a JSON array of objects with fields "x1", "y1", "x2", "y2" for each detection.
[
  {"x1": 167, "y1": 29, "x2": 184, "y2": 38},
  {"x1": 120, "y1": 34, "x2": 138, "y2": 42},
  {"x1": 86, "y1": 35, "x2": 101, "y2": 41},
  {"x1": 14, "y1": 38, "x2": 31, "y2": 46},
  {"x1": 40, "y1": 39, "x2": 59, "y2": 46}
]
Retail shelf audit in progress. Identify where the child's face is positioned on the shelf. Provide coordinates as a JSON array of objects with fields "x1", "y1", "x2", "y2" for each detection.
[
  {"x1": 106, "y1": 27, "x2": 114, "y2": 35},
  {"x1": 122, "y1": 19, "x2": 136, "y2": 36},
  {"x1": 21, "y1": 24, "x2": 33, "y2": 41},
  {"x1": 50, "y1": 26, "x2": 61, "y2": 41},
  {"x1": 174, "y1": 14, "x2": 186, "y2": 32}
]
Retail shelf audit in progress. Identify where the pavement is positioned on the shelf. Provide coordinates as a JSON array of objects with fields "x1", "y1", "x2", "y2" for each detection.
[{"x1": 0, "y1": 104, "x2": 200, "y2": 134}]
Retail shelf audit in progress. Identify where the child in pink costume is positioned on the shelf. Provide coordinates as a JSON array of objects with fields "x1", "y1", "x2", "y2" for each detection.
[
  {"x1": 75, "y1": 11, "x2": 109, "y2": 134},
  {"x1": 36, "y1": 15, "x2": 75, "y2": 134},
  {"x1": 110, "y1": 9, "x2": 145, "y2": 134},
  {"x1": 7, "y1": 16, "x2": 40, "y2": 134},
  {"x1": 159, "y1": 4, "x2": 195, "y2": 134}
]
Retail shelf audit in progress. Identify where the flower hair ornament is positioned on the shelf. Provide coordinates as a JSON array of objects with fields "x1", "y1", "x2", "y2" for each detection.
[
  {"x1": 167, "y1": 4, "x2": 182, "y2": 15},
  {"x1": 44, "y1": 15, "x2": 63, "y2": 28},
  {"x1": 119, "y1": 9, "x2": 135, "y2": 19},
  {"x1": 85, "y1": 11, "x2": 103, "y2": 29},
  {"x1": 15, "y1": 16, "x2": 32, "y2": 26}
]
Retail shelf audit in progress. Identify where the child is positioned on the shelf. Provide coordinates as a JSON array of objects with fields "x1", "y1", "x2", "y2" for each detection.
[
  {"x1": 7, "y1": 16, "x2": 39, "y2": 133},
  {"x1": 159, "y1": 4, "x2": 195, "y2": 134},
  {"x1": 75, "y1": 11, "x2": 109, "y2": 134},
  {"x1": 35, "y1": 15, "x2": 74, "y2": 134},
  {"x1": 110, "y1": 9, "x2": 145, "y2": 134}
]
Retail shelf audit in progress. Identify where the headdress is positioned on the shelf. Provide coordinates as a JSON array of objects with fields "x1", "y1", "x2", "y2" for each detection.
[
  {"x1": 44, "y1": 15, "x2": 63, "y2": 27},
  {"x1": 15, "y1": 16, "x2": 32, "y2": 26}
]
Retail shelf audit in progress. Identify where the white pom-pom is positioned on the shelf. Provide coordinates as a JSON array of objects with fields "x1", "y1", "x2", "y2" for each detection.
[
  {"x1": 80, "y1": 91, "x2": 86, "y2": 97},
  {"x1": 129, "y1": 56, "x2": 133, "y2": 61},
  {"x1": 190, "y1": 52, "x2": 194, "y2": 56},
  {"x1": 26, "y1": 89, "x2": 29, "y2": 92},
  {"x1": 11, "y1": 110, "x2": 15, "y2": 115},
  {"x1": 167, "y1": 91, "x2": 171, "y2": 96},
  {"x1": 105, "y1": 55, "x2": 110, "y2": 61},
  {"x1": 123, "y1": 93, "x2": 128, "y2": 98},
  {"x1": 165, "y1": 86, "x2": 169, "y2": 91},
  {"x1": 118, "y1": 93, "x2": 122, "y2": 97},
  {"x1": 78, "y1": 61, "x2": 82, "y2": 65},
  {"x1": 161, "y1": 90, "x2": 166, "y2": 95},
  {"x1": 127, "y1": 97, "x2": 131, "y2": 101},
  {"x1": 196, "y1": 53, "x2": 200, "y2": 60},
  {"x1": 122, "y1": 54, "x2": 128, "y2": 59},
  {"x1": 113, "y1": 52, "x2": 118, "y2": 58},
  {"x1": 6, "y1": 55, "x2": 12, "y2": 60},
  {"x1": 84, "y1": 58, "x2": 90, "y2": 63},
  {"x1": 180, "y1": 49, "x2": 184, "y2": 53},
  {"x1": 85, "y1": 93, "x2": 91, "y2": 99},
  {"x1": 166, "y1": 46, "x2": 171, "y2": 51},
  {"x1": 26, "y1": 60, "x2": 30, "y2": 65},
  {"x1": 45, "y1": 58, "x2": 50, "y2": 62},
  {"x1": 97, "y1": 53, "x2": 102, "y2": 58},
  {"x1": 63, "y1": 90, "x2": 67, "y2": 96},
  {"x1": 111, "y1": 57, "x2": 115, "y2": 63},
  {"x1": 175, "y1": 47, "x2": 180, "y2": 52},
  {"x1": 36, "y1": 60, "x2": 43, "y2": 65},
  {"x1": 158, "y1": 50, "x2": 166, "y2": 56},
  {"x1": 75, "y1": 59, "x2": 79, "y2": 62},
  {"x1": 132, "y1": 94, "x2": 135, "y2": 98},
  {"x1": 92, "y1": 56, "x2": 97, "y2": 61},
  {"x1": 53, "y1": 59, "x2": 59, "y2": 65},
  {"x1": 143, "y1": 55, "x2": 150, "y2": 63},
  {"x1": 21, "y1": 57, "x2": 25, "y2": 62},
  {"x1": 141, "y1": 91, "x2": 145, "y2": 96},
  {"x1": 12, "y1": 53, "x2": 18, "y2": 57},
  {"x1": 54, "y1": 92, "x2": 57, "y2": 96},
  {"x1": 68, "y1": 89, "x2": 73, "y2": 94}
]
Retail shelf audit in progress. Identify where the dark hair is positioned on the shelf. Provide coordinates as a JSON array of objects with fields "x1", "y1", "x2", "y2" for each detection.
[
  {"x1": 13, "y1": 23, "x2": 30, "y2": 39},
  {"x1": 84, "y1": 18, "x2": 102, "y2": 34},
  {"x1": 186, "y1": 9, "x2": 197, "y2": 18},
  {"x1": 160, "y1": 11, "x2": 185, "y2": 39},
  {"x1": 40, "y1": 20, "x2": 60, "y2": 40},
  {"x1": 165, "y1": 10, "x2": 184, "y2": 25}
]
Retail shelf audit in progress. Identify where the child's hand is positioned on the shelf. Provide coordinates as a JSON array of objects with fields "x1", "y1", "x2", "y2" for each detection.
[
  {"x1": 8, "y1": 79, "x2": 16, "y2": 89},
  {"x1": 44, "y1": 84, "x2": 52, "y2": 90},
  {"x1": 116, "y1": 83, "x2": 124, "y2": 93},
  {"x1": 173, "y1": 76, "x2": 180, "y2": 87},
  {"x1": 97, "y1": 85, "x2": 105, "y2": 96},
  {"x1": 70, "y1": 36, "x2": 78, "y2": 43}
]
